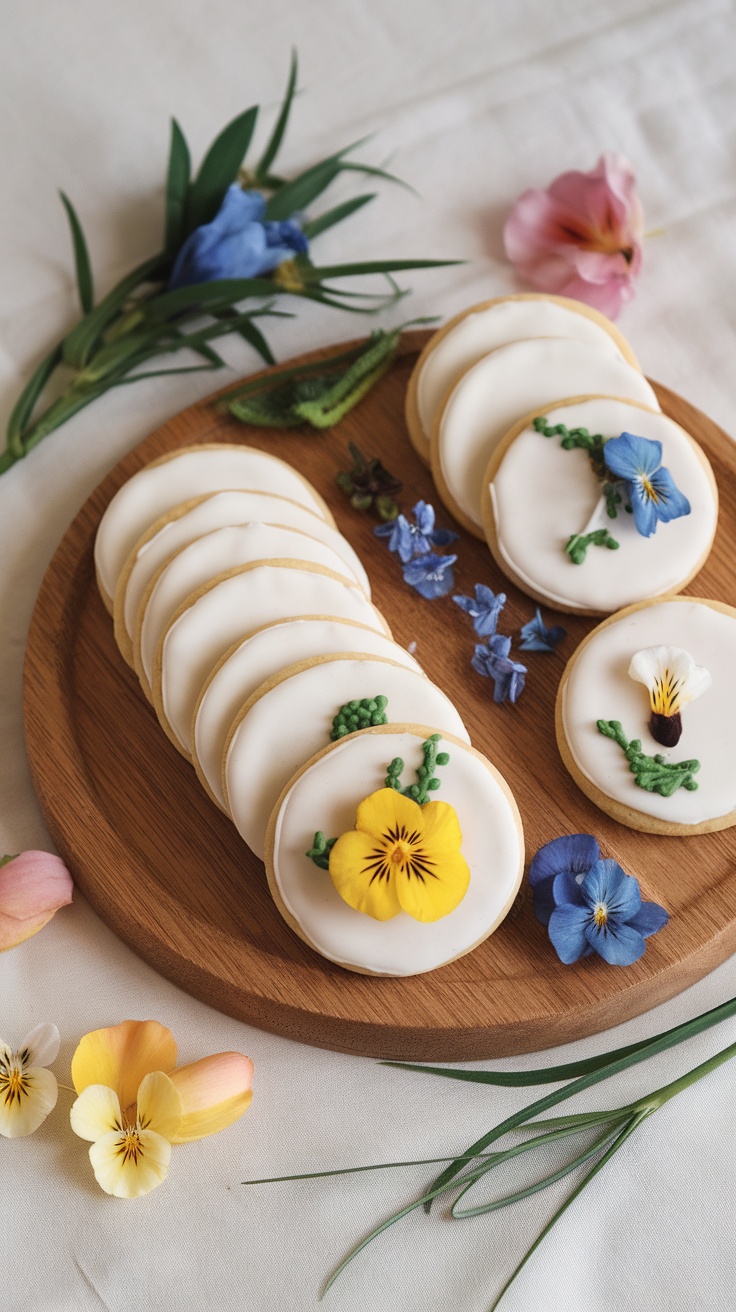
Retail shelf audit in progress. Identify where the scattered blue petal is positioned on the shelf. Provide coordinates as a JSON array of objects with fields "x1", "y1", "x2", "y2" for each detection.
[
  {"x1": 602, "y1": 431, "x2": 690, "y2": 539},
  {"x1": 374, "y1": 500, "x2": 458, "y2": 563},
  {"x1": 168, "y1": 186, "x2": 308, "y2": 290},
  {"x1": 471, "y1": 634, "x2": 526, "y2": 703},
  {"x1": 453, "y1": 584, "x2": 507, "y2": 637},
  {"x1": 529, "y1": 833, "x2": 600, "y2": 926},
  {"x1": 402, "y1": 552, "x2": 457, "y2": 600},
  {"x1": 546, "y1": 853, "x2": 668, "y2": 966},
  {"x1": 519, "y1": 607, "x2": 567, "y2": 653}
]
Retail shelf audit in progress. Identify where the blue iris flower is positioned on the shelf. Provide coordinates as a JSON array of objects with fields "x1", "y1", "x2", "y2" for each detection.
[
  {"x1": 528, "y1": 833, "x2": 600, "y2": 925},
  {"x1": 374, "y1": 501, "x2": 458, "y2": 564},
  {"x1": 402, "y1": 552, "x2": 458, "y2": 600},
  {"x1": 453, "y1": 584, "x2": 507, "y2": 637},
  {"x1": 471, "y1": 634, "x2": 527, "y2": 703},
  {"x1": 519, "y1": 607, "x2": 567, "y2": 653},
  {"x1": 548, "y1": 858, "x2": 669, "y2": 966},
  {"x1": 602, "y1": 431, "x2": 691, "y2": 539},
  {"x1": 168, "y1": 185, "x2": 308, "y2": 290}
]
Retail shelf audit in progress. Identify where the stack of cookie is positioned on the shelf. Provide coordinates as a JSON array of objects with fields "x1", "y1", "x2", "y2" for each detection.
[{"x1": 94, "y1": 442, "x2": 525, "y2": 975}]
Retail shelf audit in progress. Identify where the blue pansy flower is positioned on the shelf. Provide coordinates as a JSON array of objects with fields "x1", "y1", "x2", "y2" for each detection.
[
  {"x1": 168, "y1": 185, "x2": 308, "y2": 290},
  {"x1": 549, "y1": 858, "x2": 669, "y2": 966},
  {"x1": 602, "y1": 432, "x2": 691, "y2": 539},
  {"x1": 453, "y1": 584, "x2": 507, "y2": 637},
  {"x1": 519, "y1": 607, "x2": 567, "y2": 653},
  {"x1": 528, "y1": 833, "x2": 600, "y2": 925},
  {"x1": 375, "y1": 500, "x2": 458, "y2": 564},
  {"x1": 471, "y1": 634, "x2": 527, "y2": 703},
  {"x1": 402, "y1": 552, "x2": 457, "y2": 600}
]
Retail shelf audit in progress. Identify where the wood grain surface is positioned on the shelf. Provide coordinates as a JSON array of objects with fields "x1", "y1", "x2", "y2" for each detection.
[{"x1": 23, "y1": 330, "x2": 736, "y2": 1060}]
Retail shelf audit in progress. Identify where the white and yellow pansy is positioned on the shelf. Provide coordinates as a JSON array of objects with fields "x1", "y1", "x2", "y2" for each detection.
[
  {"x1": 628, "y1": 645, "x2": 711, "y2": 747},
  {"x1": 0, "y1": 1023, "x2": 60, "y2": 1138}
]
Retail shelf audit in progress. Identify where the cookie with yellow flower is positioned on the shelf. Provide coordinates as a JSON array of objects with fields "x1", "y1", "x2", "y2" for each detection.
[
  {"x1": 556, "y1": 596, "x2": 736, "y2": 835},
  {"x1": 264, "y1": 723, "x2": 524, "y2": 976}
]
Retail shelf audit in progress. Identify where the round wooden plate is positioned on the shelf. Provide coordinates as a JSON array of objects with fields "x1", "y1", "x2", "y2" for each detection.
[{"x1": 24, "y1": 331, "x2": 736, "y2": 1060}]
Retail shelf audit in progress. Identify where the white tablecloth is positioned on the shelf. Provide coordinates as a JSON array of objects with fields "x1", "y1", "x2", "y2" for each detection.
[{"x1": 3, "y1": 2, "x2": 736, "y2": 1308}]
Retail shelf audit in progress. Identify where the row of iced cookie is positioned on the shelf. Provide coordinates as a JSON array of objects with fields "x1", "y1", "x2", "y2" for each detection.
[
  {"x1": 94, "y1": 442, "x2": 526, "y2": 975},
  {"x1": 406, "y1": 294, "x2": 719, "y2": 616}
]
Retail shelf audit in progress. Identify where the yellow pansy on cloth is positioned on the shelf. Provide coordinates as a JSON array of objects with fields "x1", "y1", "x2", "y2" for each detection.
[
  {"x1": 0, "y1": 1023, "x2": 60, "y2": 1138},
  {"x1": 70, "y1": 1019, "x2": 253, "y2": 1198},
  {"x1": 329, "y1": 788, "x2": 470, "y2": 922}
]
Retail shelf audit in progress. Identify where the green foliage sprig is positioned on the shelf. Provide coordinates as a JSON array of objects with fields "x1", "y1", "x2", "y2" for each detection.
[
  {"x1": 3, "y1": 52, "x2": 459, "y2": 475},
  {"x1": 597, "y1": 719, "x2": 700, "y2": 795}
]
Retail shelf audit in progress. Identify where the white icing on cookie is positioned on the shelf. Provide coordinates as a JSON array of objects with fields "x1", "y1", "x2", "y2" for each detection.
[
  {"x1": 225, "y1": 658, "x2": 470, "y2": 861},
  {"x1": 137, "y1": 523, "x2": 366, "y2": 687},
  {"x1": 268, "y1": 727, "x2": 524, "y2": 975},
  {"x1": 157, "y1": 563, "x2": 389, "y2": 756},
  {"x1": 415, "y1": 298, "x2": 633, "y2": 455},
  {"x1": 120, "y1": 489, "x2": 370, "y2": 645},
  {"x1": 433, "y1": 339, "x2": 660, "y2": 534},
  {"x1": 487, "y1": 399, "x2": 718, "y2": 614},
  {"x1": 193, "y1": 618, "x2": 425, "y2": 810},
  {"x1": 560, "y1": 599, "x2": 736, "y2": 826},
  {"x1": 95, "y1": 444, "x2": 333, "y2": 603}
]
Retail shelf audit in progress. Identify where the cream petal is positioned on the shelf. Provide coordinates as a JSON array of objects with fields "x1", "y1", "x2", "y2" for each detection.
[
  {"x1": 70, "y1": 1084, "x2": 123, "y2": 1142},
  {"x1": 136, "y1": 1071, "x2": 182, "y2": 1140},
  {"x1": 0, "y1": 1064, "x2": 58, "y2": 1138},
  {"x1": 169, "y1": 1053, "x2": 254, "y2": 1143},
  {"x1": 19, "y1": 1022, "x2": 61, "y2": 1069},
  {"x1": 88, "y1": 1127, "x2": 172, "y2": 1198},
  {"x1": 628, "y1": 645, "x2": 711, "y2": 715}
]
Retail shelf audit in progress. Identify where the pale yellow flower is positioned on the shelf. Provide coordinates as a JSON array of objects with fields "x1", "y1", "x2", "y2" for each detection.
[{"x1": 0, "y1": 1023, "x2": 60, "y2": 1138}]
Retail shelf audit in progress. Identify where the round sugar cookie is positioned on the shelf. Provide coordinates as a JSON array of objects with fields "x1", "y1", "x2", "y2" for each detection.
[
  {"x1": 556, "y1": 596, "x2": 736, "y2": 834},
  {"x1": 264, "y1": 724, "x2": 524, "y2": 976},
  {"x1": 94, "y1": 443, "x2": 335, "y2": 611},
  {"x1": 481, "y1": 397, "x2": 718, "y2": 616},
  {"x1": 192, "y1": 617, "x2": 425, "y2": 811},
  {"x1": 406, "y1": 293, "x2": 639, "y2": 463},
  {"x1": 153, "y1": 562, "x2": 390, "y2": 759},
  {"x1": 224, "y1": 655, "x2": 470, "y2": 861},
  {"x1": 431, "y1": 338, "x2": 660, "y2": 537},
  {"x1": 134, "y1": 522, "x2": 368, "y2": 692},
  {"x1": 114, "y1": 489, "x2": 371, "y2": 666}
]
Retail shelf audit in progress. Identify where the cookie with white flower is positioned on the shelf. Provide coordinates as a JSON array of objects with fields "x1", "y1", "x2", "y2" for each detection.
[
  {"x1": 264, "y1": 724, "x2": 524, "y2": 976},
  {"x1": 556, "y1": 596, "x2": 736, "y2": 835},
  {"x1": 481, "y1": 397, "x2": 718, "y2": 615}
]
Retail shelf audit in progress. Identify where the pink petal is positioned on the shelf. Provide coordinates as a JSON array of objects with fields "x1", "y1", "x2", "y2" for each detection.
[
  {"x1": 0, "y1": 852, "x2": 73, "y2": 951},
  {"x1": 168, "y1": 1051, "x2": 254, "y2": 1142}
]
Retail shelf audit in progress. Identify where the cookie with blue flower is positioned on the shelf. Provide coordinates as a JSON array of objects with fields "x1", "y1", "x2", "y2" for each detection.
[
  {"x1": 556, "y1": 595, "x2": 736, "y2": 835},
  {"x1": 481, "y1": 396, "x2": 718, "y2": 616}
]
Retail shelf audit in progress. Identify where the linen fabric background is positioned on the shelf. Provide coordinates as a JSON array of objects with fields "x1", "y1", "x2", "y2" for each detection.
[{"x1": 2, "y1": 1, "x2": 735, "y2": 1308}]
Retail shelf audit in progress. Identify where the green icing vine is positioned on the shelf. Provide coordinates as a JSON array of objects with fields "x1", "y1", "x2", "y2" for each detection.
[
  {"x1": 331, "y1": 695, "x2": 389, "y2": 740},
  {"x1": 565, "y1": 528, "x2": 620, "y2": 565},
  {"x1": 533, "y1": 415, "x2": 608, "y2": 480},
  {"x1": 597, "y1": 719, "x2": 700, "y2": 797},
  {"x1": 305, "y1": 831, "x2": 337, "y2": 870}
]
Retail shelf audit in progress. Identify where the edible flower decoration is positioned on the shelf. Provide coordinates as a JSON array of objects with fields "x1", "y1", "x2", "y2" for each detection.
[
  {"x1": 0, "y1": 850, "x2": 73, "y2": 952},
  {"x1": 471, "y1": 634, "x2": 527, "y2": 705},
  {"x1": 518, "y1": 607, "x2": 567, "y2": 653},
  {"x1": 0, "y1": 1023, "x2": 60, "y2": 1138},
  {"x1": 503, "y1": 152, "x2": 644, "y2": 319},
  {"x1": 375, "y1": 499, "x2": 458, "y2": 563},
  {"x1": 602, "y1": 433, "x2": 691, "y2": 538},
  {"x1": 402, "y1": 551, "x2": 458, "y2": 600},
  {"x1": 628, "y1": 645, "x2": 711, "y2": 747},
  {"x1": 70, "y1": 1020, "x2": 253, "y2": 1198},
  {"x1": 336, "y1": 441, "x2": 403, "y2": 521},
  {"x1": 530, "y1": 834, "x2": 668, "y2": 966},
  {"x1": 329, "y1": 788, "x2": 469, "y2": 923},
  {"x1": 453, "y1": 584, "x2": 507, "y2": 637}
]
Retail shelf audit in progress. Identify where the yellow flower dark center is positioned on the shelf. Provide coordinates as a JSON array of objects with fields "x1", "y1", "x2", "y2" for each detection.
[
  {"x1": 361, "y1": 822, "x2": 437, "y2": 887},
  {"x1": 115, "y1": 1128, "x2": 144, "y2": 1165},
  {"x1": 650, "y1": 669, "x2": 683, "y2": 716},
  {"x1": 0, "y1": 1065, "x2": 29, "y2": 1107},
  {"x1": 593, "y1": 903, "x2": 608, "y2": 928}
]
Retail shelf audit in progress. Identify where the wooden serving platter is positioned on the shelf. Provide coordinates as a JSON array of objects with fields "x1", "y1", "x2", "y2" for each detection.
[{"x1": 24, "y1": 331, "x2": 736, "y2": 1060}]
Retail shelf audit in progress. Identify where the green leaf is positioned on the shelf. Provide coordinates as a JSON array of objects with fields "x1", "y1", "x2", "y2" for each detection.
[
  {"x1": 62, "y1": 254, "x2": 167, "y2": 368},
  {"x1": 212, "y1": 307, "x2": 275, "y2": 364},
  {"x1": 255, "y1": 50, "x2": 298, "y2": 180},
  {"x1": 6, "y1": 344, "x2": 63, "y2": 455},
  {"x1": 265, "y1": 158, "x2": 343, "y2": 222},
  {"x1": 164, "y1": 118, "x2": 191, "y2": 254},
  {"x1": 340, "y1": 159, "x2": 417, "y2": 194},
  {"x1": 301, "y1": 193, "x2": 376, "y2": 239},
  {"x1": 185, "y1": 105, "x2": 259, "y2": 234},
  {"x1": 59, "y1": 192, "x2": 94, "y2": 313},
  {"x1": 137, "y1": 275, "x2": 277, "y2": 325},
  {"x1": 306, "y1": 258, "x2": 463, "y2": 281}
]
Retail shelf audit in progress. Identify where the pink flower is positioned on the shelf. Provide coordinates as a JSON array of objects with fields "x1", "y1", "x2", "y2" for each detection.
[
  {"x1": 503, "y1": 153, "x2": 644, "y2": 320},
  {"x1": 0, "y1": 851, "x2": 73, "y2": 951}
]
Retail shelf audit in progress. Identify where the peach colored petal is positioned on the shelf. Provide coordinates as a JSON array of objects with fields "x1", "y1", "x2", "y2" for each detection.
[
  {"x1": 168, "y1": 1052, "x2": 254, "y2": 1142},
  {"x1": 0, "y1": 852, "x2": 72, "y2": 952},
  {"x1": 71, "y1": 1020, "x2": 177, "y2": 1112}
]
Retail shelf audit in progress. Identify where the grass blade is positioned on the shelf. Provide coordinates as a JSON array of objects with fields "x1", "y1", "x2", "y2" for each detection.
[
  {"x1": 265, "y1": 159, "x2": 342, "y2": 222},
  {"x1": 302, "y1": 194, "x2": 376, "y2": 240},
  {"x1": 59, "y1": 192, "x2": 94, "y2": 312},
  {"x1": 212, "y1": 307, "x2": 275, "y2": 364},
  {"x1": 185, "y1": 105, "x2": 259, "y2": 233},
  {"x1": 6, "y1": 344, "x2": 63, "y2": 454},
  {"x1": 164, "y1": 118, "x2": 191, "y2": 254},
  {"x1": 306, "y1": 258, "x2": 463, "y2": 280},
  {"x1": 62, "y1": 254, "x2": 166, "y2": 368},
  {"x1": 255, "y1": 50, "x2": 298, "y2": 179},
  {"x1": 137, "y1": 276, "x2": 276, "y2": 324}
]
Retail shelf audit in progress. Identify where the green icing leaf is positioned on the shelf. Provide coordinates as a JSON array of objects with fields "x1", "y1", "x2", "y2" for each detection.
[
  {"x1": 565, "y1": 528, "x2": 620, "y2": 564},
  {"x1": 597, "y1": 719, "x2": 700, "y2": 796}
]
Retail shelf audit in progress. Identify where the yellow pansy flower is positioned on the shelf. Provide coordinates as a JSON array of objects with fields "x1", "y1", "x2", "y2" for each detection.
[
  {"x1": 0, "y1": 1023, "x2": 60, "y2": 1138},
  {"x1": 329, "y1": 787, "x2": 470, "y2": 923},
  {"x1": 70, "y1": 1020, "x2": 254, "y2": 1198}
]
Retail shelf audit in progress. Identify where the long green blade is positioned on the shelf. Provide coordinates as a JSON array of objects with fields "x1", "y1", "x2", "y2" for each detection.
[
  {"x1": 256, "y1": 50, "x2": 298, "y2": 179},
  {"x1": 265, "y1": 158, "x2": 342, "y2": 222},
  {"x1": 62, "y1": 254, "x2": 166, "y2": 368},
  {"x1": 307, "y1": 258, "x2": 462, "y2": 280},
  {"x1": 164, "y1": 118, "x2": 191, "y2": 254},
  {"x1": 185, "y1": 105, "x2": 259, "y2": 233},
  {"x1": 137, "y1": 276, "x2": 277, "y2": 325},
  {"x1": 6, "y1": 344, "x2": 63, "y2": 454},
  {"x1": 302, "y1": 194, "x2": 376, "y2": 239},
  {"x1": 59, "y1": 192, "x2": 94, "y2": 312}
]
